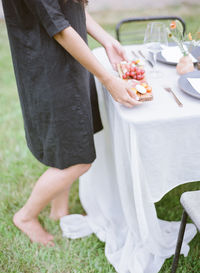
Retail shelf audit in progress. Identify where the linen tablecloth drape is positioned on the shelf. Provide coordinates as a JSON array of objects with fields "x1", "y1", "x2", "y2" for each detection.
[{"x1": 60, "y1": 46, "x2": 199, "y2": 273}]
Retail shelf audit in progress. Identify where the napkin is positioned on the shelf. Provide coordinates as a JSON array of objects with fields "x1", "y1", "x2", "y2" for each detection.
[
  {"x1": 187, "y1": 78, "x2": 200, "y2": 94},
  {"x1": 161, "y1": 46, "x2": 197, "y2": 63}
]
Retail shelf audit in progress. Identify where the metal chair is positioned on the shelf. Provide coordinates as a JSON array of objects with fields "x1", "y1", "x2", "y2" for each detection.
[
  {"x1": 115, "y1": 16, "x2": 186, "y2": 44},
  {"x1": 171, "y1": 190, "x2": 200, "y2": 273}
]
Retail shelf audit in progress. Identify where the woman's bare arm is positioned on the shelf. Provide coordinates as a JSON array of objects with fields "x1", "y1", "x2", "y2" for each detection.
[
  {"x1": 85, "y1": 11, "x2": 115, "y2": 48},
  {"x1": 85, "y1": 11, "x2": 127, "y2": 70},
  {"x1": 54, "y1": 26, "x2": 140, "y2": 107}
]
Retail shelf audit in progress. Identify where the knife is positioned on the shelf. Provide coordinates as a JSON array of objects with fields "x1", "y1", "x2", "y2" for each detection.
[
  {"x1": 131, "y1": 50, "x2": 139, "y2": 59},
  {"x1": 138, "y1": 50, "x2": 154, "y2": 67}
]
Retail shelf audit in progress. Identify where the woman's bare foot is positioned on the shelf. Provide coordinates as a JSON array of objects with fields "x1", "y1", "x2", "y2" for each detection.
[{"x1": 13, "y1": 209, "x2": 54, "y2": 246}]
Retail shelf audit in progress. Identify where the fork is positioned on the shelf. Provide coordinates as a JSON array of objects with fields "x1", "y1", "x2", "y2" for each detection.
[{"x1": 164, "y1": 87, "x2": 183, "y2": 107}]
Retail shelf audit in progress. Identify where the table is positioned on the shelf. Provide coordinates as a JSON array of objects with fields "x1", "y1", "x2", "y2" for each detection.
[{"x1": 60, "y1": 45, "x2": 200, "y2": 273}]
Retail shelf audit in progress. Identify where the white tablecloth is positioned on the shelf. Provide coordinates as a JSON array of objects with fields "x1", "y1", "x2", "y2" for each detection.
[{"x1": 60, "y1": 45, "x2": 200, "y2": 273}]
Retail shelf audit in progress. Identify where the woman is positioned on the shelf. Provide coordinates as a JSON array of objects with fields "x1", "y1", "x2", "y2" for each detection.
[{"x1": 2, "y1": 0, "x2": 140, "y2": 246}]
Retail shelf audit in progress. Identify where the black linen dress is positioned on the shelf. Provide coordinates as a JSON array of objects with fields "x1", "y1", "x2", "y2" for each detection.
[{"x1": 2, "y1": 0, "x2": 103, "y2": 169}]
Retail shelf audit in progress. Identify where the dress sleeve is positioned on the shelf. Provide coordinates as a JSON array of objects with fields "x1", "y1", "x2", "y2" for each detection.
[{"x1": 23, "y1": 0, "x2": 70, "y2": 37}]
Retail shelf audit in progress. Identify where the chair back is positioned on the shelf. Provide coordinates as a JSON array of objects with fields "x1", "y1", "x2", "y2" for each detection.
[{"x1": 116, "y1": 16, "x2": 186, "y2": 45}]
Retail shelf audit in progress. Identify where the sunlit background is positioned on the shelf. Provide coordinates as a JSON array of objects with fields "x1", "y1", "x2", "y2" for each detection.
[{"x1": 0, "y1": 0, "x2": 200, "y2": 272}]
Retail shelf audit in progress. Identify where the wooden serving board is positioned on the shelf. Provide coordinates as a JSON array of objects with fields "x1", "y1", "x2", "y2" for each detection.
[
  {"x1": 117, "y1": 63, "x2": 153, "y2": 102},
  {"x1": 136, "y1": 92, "x2": 153, "y2": 102}
]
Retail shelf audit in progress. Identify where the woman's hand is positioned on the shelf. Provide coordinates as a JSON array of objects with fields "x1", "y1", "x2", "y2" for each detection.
[
  {"x1": 104, "y1": 38, "x2": 128, "y2": 71},
  {"x1": 103, "y1": 76, "x2": 142, "y2": 108}
]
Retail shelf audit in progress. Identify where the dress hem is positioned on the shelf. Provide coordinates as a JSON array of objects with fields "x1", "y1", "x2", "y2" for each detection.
[{"x1": 26, "y1": 141, "x2": 96, "y2": 170}]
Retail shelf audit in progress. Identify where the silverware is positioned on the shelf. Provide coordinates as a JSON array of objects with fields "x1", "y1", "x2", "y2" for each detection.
[
  {"x1": 164, "y1": 87, "x2": 183, "y2": 107},
  {"x1": 138, "y1": 50, "x2": 154, "y2": 67},
  {"x1": 131, "y1": 50, "x2": 139, "y2": 59}
]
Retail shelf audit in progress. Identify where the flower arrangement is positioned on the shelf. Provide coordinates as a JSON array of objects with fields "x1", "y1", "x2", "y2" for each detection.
[{"x1": 166, "y1": 20, "x2": 200, "y2": 57}]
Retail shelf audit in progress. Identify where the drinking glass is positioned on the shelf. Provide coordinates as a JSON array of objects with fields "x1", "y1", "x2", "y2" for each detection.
[{"x1": 144, "y1": 22, "x2": 168, "y2": 77}]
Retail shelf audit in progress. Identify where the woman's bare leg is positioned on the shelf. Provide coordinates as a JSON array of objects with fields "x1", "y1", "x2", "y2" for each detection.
[
  {"x1": 50, "y1": 188, "x2": 70, "y2": 220},
  {"x1": 13, "y1": 163, "x2": 91, "y2": 246}
]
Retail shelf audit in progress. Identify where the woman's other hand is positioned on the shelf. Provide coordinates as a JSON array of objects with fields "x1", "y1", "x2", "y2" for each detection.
[{"x1": 104, "y1": 38, "x2": 128, "y2": 71}]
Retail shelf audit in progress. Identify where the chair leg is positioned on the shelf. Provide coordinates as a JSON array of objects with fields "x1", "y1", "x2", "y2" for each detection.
[{"x1": 171, "y1": 210, "x2": 188, "y2": 273}]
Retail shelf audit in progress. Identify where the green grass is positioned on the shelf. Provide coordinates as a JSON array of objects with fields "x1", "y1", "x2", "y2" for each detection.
[{"x1": 1, "y1": 4, "x2": 200, "y2": 272}]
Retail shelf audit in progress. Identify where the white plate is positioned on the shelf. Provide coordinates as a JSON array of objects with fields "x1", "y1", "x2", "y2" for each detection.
[
  {"x1": 178, "y1": 71, "x2": 200, "y2": 99},
  {"x1": 157, "y1": 44, "x2": 199, "y2": 65}
]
